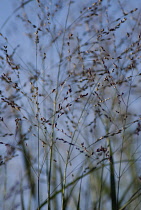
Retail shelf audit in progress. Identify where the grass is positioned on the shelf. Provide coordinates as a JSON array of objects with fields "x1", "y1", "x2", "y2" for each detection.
[{"x1": 0, "y1": 0, "x2": 141, "y2": 209}]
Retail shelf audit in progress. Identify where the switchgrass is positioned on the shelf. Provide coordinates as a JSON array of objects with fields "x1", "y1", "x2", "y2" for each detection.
[{"x1": 0, "y1": 0, "x2": 141, "y2": 209}]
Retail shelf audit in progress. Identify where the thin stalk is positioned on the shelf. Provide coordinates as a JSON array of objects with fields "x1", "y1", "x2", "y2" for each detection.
[
  {"x1": 117, "y1": 69, "x2": 133, "y2": 208},
  {"x1": 3, "y1": 164, "x2": 7, "y2": 210},
  {"x1": 76, "y1": 172, "x2": 83, "y2": 210},
  {"x1": 48, "y1": 144, "x2": 53, "y2": 210},
  {"x1": 48, "y1": 74, "x2": 57, "y2": 210},
  {"x1": 35, "y1": 38, "x2": 40, "y2": 209},
  {"x1": 56, "y1": 1, "x2": 72, "y2": 209},
  {"x1": 20, "y1": 178, "x2": 25, "y2": 210},
  {"x1": 108, "y1": 139, "x2": 117, "y2": 210},
  {"x1": 119, "y1": 188, "x2": 141, "y2": 210}
]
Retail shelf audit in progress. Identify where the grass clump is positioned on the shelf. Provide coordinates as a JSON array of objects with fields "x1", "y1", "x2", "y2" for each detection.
[{"x1": 0, "y1": 0, "x2": 141, "y2": 209}]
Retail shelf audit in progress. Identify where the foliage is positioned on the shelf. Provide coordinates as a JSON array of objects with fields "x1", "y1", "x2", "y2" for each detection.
[{"x1": 0, "y1": 0, "x2": 141, "y2": 209}]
